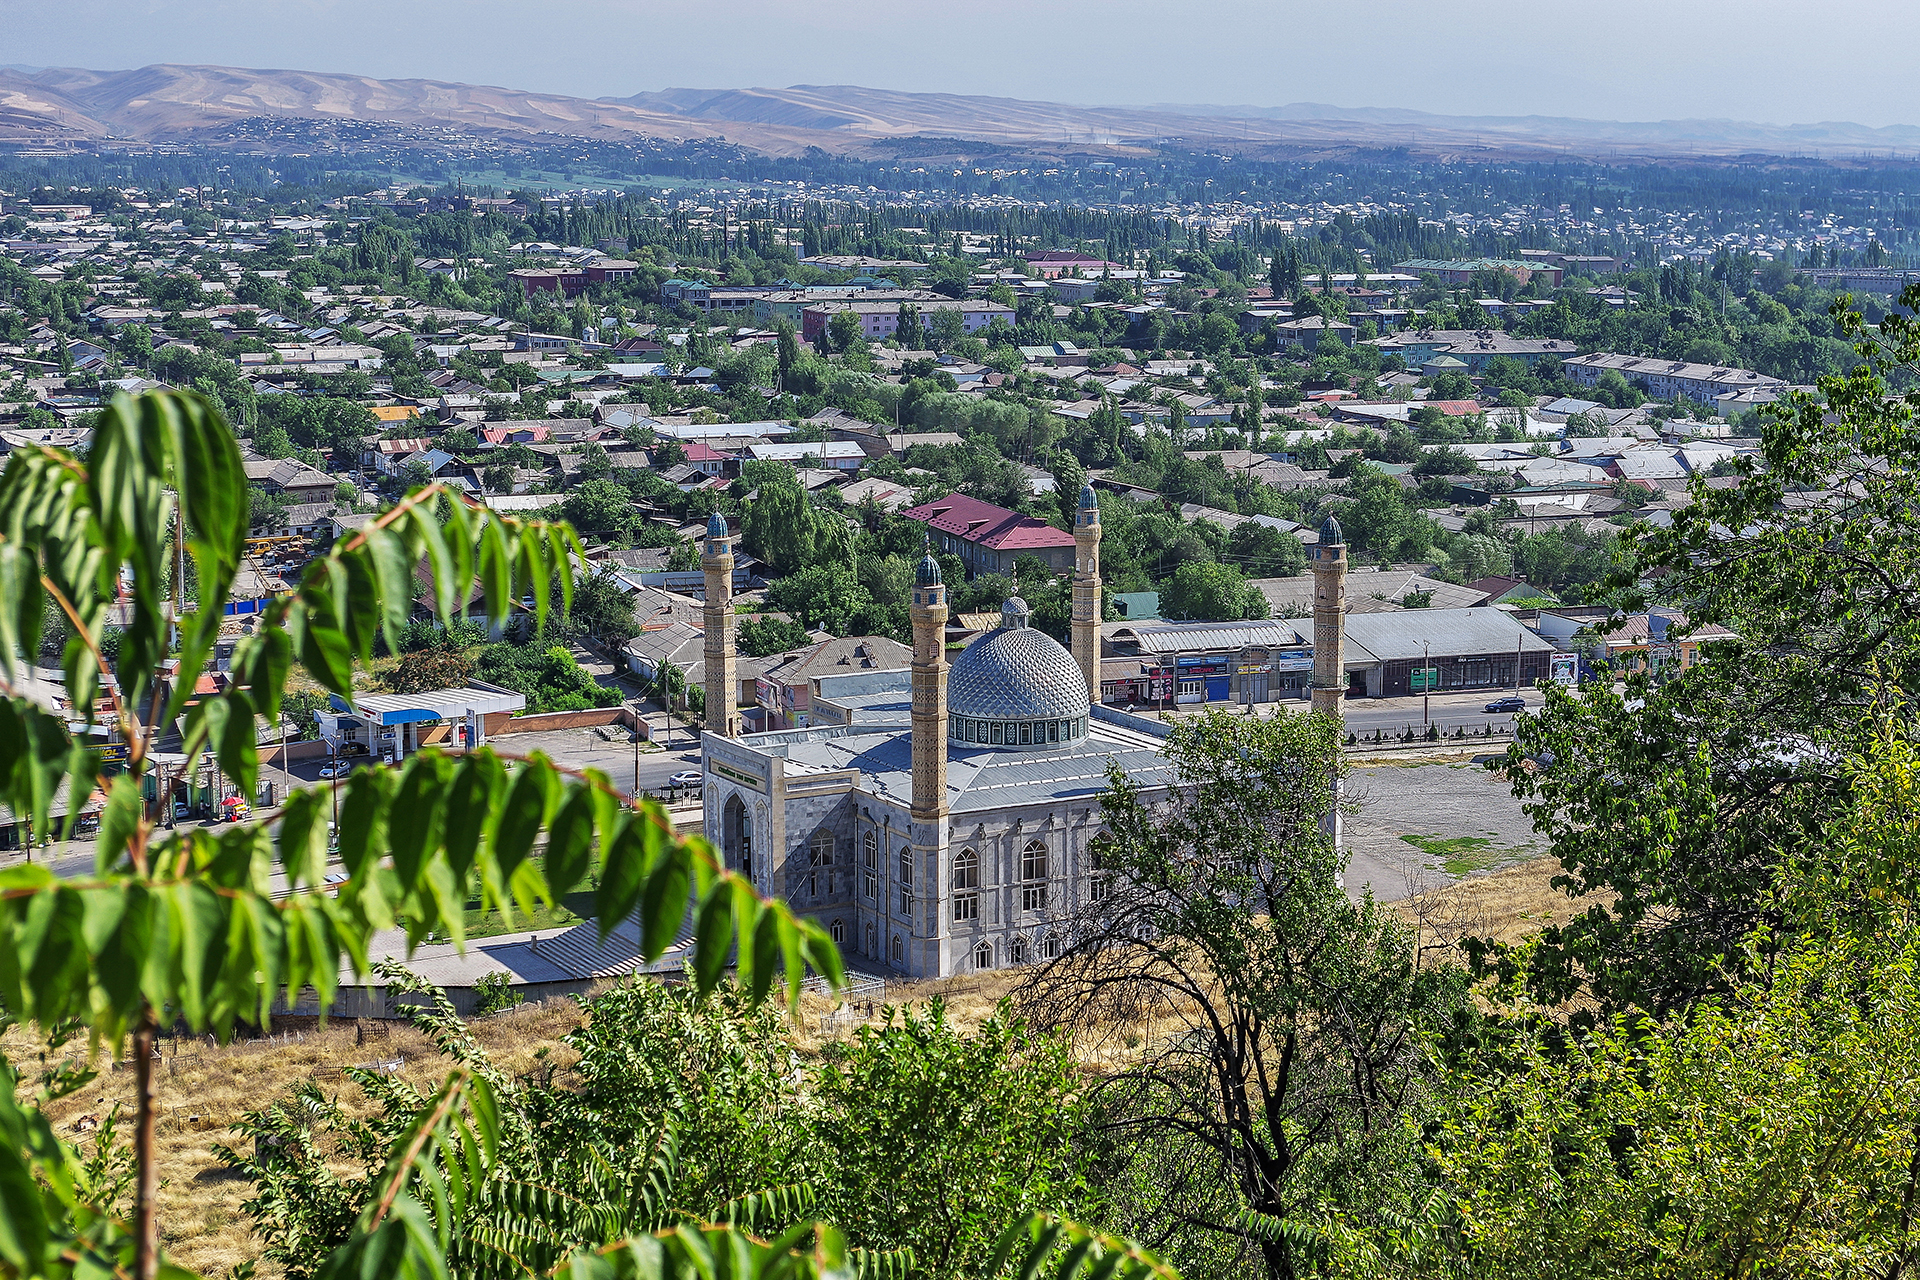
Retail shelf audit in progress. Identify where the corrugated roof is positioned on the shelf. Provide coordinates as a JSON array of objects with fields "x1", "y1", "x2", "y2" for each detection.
[{"x1": 1342, "y1": 608, "x2": 1554, "y2": 663}]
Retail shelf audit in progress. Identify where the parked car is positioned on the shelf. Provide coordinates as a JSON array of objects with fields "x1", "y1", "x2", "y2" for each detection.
[
  {"x1": 318, "y1": 761, "x2": 347, "y2": 778},
  {"x1": 667, "y1": 770, "x2": 703, "y2": 788},
  {"x1": 338, "y1": 741, "x2": 370, "y2": 757},
  {"x1": 1483, "y1": 696, "x2": 1528, "y2": 714}
]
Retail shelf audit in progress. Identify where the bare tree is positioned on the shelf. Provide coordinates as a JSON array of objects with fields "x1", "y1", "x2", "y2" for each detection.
[{"x1": 1017, "y1": 709, "x2": 1467, "y2": 1280}]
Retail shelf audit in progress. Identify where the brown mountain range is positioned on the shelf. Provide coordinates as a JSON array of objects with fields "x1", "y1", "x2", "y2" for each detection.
[{"x1": 4, "y1": 63, "x2": 1919, "y2": 163}]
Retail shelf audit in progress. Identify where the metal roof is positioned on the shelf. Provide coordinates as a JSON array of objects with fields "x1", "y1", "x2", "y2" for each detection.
[
  {"x1": 773, "y1": 717, "x2": 1174, "y2": 814},
  {"x1": 331, "y1": 682, "x2": 525, "y2": 725},
  {"x1": 1341, "y1": 608, "x2": 1555, "y2": 663}
]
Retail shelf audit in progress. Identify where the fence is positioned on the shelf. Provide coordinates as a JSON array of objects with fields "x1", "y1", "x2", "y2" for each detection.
[
  {"x1": 492, "y1": 706, "x2": 649, "y2": 738},
  {"x1": 1345, "y1": 721, "x2": 1515, "y2": 750}
]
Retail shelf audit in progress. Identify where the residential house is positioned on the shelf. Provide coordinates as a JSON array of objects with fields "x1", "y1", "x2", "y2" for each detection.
[{"x1": 900, "y1": 493, "x2": 1078, "y2": 576}]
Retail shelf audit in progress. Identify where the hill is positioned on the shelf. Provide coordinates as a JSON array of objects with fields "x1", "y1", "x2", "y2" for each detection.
[{"x1": 4, "y1": 63, "x2": 1920, "y2": 162}]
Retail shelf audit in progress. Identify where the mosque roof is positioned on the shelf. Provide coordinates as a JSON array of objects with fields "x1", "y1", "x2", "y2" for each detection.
[
  {"x1": 775, "y1": 712, "x2": 1174, "y2": 814},
  {"x1": 947, "y1": 599, "x2": 1089, "y2": 724}
]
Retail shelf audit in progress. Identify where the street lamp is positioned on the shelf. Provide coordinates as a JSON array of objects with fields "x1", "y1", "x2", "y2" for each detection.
[{"x1": 1423, "y1": 639, "x2": 1430, "y2": 730}]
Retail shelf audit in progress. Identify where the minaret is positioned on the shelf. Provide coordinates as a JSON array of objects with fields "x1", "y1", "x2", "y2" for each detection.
[
  {"x1": 1071, "y1": 482, "x2": 1101, "y2": 705},
  {"x1": 701, "y1": 512, "x2": 740, "y2": 738},
  {"x1": 1310, "y1": 513, "x2": 1348, "y2": 717},
  {"x1": 909, "y1": 546, "x2": 950, "y2": 822}
]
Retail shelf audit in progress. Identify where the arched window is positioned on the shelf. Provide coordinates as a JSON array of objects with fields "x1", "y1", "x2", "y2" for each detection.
[
  {"x1": 861, "y1": 830, "x2": 878, "y2": 901},
  {"x1": 830, "y1": 919, "x2": 845, "y2": 944},
  {"x1": 809, "y1": 829, "x2": 834, "y2": 897},
  {"x1": 1021, "y1": 840, "x2": 1050, "y2": 913},
  {"x1": 891, "y1": 933, "x2": 903, "y2": 965},
  {"x1": 1042, "y1": 934, "x2": 1060, "y2": 960},
  {"x1": 864, "y1": 922, "x2": 875, "y2": 958},
  {"x1": 898, "y1": 845, "x2": 914, "y2": 918},
  {"x1": 1088, "y1": 832, "x2": 1113, "y2": 902},
  {"x1": 973, "y1": 940, "x2": 993, "y2": 971},
  {"x1": 952, "y1": 848, "x2": 980, "y2": 921},
  {"x1": 1010, "y1": 937, "x2": 1029, "y2": 965}
]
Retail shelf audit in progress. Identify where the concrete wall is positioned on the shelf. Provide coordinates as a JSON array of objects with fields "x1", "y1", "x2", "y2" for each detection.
[{"x1": 490, "y1": 706, "x2": 649, "y2": 738}]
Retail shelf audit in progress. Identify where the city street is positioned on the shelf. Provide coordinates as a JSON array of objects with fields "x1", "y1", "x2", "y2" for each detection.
[
  {"x1": 1143, "y1": 686, "x2": 1547, "y2": 737},
  {"x1": 1338, "y1": 686, "x2": 1545, "y2": 738}
]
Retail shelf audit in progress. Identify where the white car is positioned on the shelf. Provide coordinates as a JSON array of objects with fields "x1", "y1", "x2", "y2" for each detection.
[
  {"x1": 318, "y1": 761, "x2": 348, "y2": 778},
  {"x1": 667, "y1": 770, "x2": 703, "y2": 788}
]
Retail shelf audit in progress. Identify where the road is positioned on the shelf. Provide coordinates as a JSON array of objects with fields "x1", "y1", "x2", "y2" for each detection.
[
  {"x1": 1337, "y1": 686, "x2": 1545, "y2": 739},
  {"x1": 1151, "y1": 686, "x2": 1546, "y2": 738}
]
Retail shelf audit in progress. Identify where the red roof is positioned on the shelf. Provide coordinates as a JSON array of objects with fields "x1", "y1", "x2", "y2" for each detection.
[
  {"x1": 682, "y1": 440, "x2": 731, "y2": 463},
  {"x1": 481, "y1": 425, "x2": 552, "y2": 444},
  {"x1": 901, "y1": 493, "x2": 1076, "y2": 552},
  {"x1": 1421, "y1": 400, "x2": 1485, "y2": 417}
]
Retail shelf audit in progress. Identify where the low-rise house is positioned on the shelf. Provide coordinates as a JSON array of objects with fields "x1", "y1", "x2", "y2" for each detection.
[{"x1": 900, "y1": 492, "x2": 1079, "y2": 576}]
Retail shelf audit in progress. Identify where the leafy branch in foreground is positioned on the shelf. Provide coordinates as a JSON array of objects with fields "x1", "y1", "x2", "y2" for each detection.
[{"x1": 0, "y1": 391, "x2": 842, "y2": 1280}]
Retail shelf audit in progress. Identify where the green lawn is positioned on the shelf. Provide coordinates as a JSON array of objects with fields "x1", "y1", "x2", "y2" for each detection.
[
  {"x1": 457, "y1": 869, "x2": 601, "y2": 940},
  {"x1": 1400, "y1": 833, "x2": 1505, "y2": 876}
]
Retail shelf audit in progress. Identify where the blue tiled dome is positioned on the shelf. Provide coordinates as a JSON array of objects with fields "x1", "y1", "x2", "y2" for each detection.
[
  {"x1": 1317, "y1": 512, "x2": 1344, "y2": 547},
  {"x1": 946, "y1": 599, "x2": 1089, "y2": 750},
  {"x1": 1079, "y1": 482, "x2": 1099, "y2": 511},
  {"x1": 917, "y1": 551, "x2": 943, "y2": 586},
  {"x1": 706, "y1": 511, "x2": 727, "y2": 538}
]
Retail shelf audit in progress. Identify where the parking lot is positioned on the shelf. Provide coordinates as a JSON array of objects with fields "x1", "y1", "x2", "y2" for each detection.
[{"x1": 1341, "y1": 756, "x2": 1543, "y2": 901}]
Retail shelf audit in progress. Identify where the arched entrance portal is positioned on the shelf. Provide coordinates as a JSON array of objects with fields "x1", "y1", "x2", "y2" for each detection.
[{"x1": 721, "y1": 794, "x2": 753, "y2": 881}]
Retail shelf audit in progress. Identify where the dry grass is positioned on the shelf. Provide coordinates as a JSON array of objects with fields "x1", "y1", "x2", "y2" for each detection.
[
  {"x1": 6, "y1": 997, "x2": 588, "y2": 1279},
  {"x1": 1396, "y1": 853, "x2": 1605, "y2": 970},
  {"x1": 4, "y1": 857, "x2": 1589, "y2": 1277}
]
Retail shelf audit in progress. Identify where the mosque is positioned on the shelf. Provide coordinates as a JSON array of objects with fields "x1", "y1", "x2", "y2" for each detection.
[{"x1": 698, "y1": 484, "x2": 1350, "y2": 978}]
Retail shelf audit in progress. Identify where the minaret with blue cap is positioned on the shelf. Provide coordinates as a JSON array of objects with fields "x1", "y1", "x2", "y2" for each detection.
[
  {"x1": 1310, "y1": 511, "x2": 1347, "y2": 718},
  {"x1": 701, "y1": 511, "x2": 740, "y2": 738},
  {"x1": 1071, "y1": 482, "x2": 1102, "y2": 706}
]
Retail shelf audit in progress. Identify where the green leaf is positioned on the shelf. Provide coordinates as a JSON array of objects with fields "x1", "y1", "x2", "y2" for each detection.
[
  {"x1": 545, "y1": 786, "x2": 598, "y2": 902},
  {"x1": 491, "y1": 755, "x2": 555, "y2": 889},
  {"x1": 388, "y1": 753, "x2": 453, "y2": 889},
  {"x1": 277, "y1": 786, "x2": 332, "y2": 892},
  {"x1": 443, "y1": 752, "x2": 501, "y2": 886},
  {"x1": 692, "y1": 887, "x2": 735, "y2": 996},
  {"x1": 95, "y1": 772, "x2": 142, "y2": 875}
]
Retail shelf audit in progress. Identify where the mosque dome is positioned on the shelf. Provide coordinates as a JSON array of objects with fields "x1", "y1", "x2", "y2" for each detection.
[
  {"x1": 706, "y1": 511, "x2": 727, "y2": 538},
  {"x1": 946, "y1": 598, "x2": 1090, "y2": 751},
  {"x1": 917, "y1": 550, "x2": 943, "y2": 586},
  {"x1": 1317, "y1": 512, "x2": 1344, "y2": 547}
]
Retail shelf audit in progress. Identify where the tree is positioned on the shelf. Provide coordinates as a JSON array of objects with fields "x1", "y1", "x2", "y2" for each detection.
[
  {"x1": 0, "y1": 390, "x2": 842, "y2": 1280},
  {"x1": 740, "y1": 477, "x2": 848, "y2": 577},
  {"x1": 567, "y1": 565, "x2": 640, "y2": 645},
  {"x1": 1160, "y1": 561, "x2": 1270, "y2": 621},
  {"x1": 1392, "y1": 724, "x2": 1920, "y2": 1280},
  {"x1": 560, "y1": 477, "x2": 636, "y2": 537},
  {"x1": 1020, "y1": 711, "x2": 1464, "y2": 1280},
  {"x1": 813, "y1": 1001, "x2": 1096, "y2": 1276},
  {"x1": 1481, "y1": 286, "x2": 1920, "y2": 1019},
  {"x1": 767, "y1": 563, "x2": 871, "y2": 636},
  {"x1": 1225, "y1": 522, "x2": 1307, "y2": 579},
  {"x1": 382, "y1": 647, "x2": 475, "y2": 694},
  {"x1": 896, "y1": 303, "x2": 927, "y2": 351},
  {"x1": 738, "y1": 616, "x2": 813, "y2": 657},
  {"x1": 826, "y1": 310, "x2": 864, "y2": 353}
]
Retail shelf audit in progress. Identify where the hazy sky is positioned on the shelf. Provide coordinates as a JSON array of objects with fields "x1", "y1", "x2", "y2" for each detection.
[{"x1": 7, "y1": 0, "x2": 1919, "y2": 128}]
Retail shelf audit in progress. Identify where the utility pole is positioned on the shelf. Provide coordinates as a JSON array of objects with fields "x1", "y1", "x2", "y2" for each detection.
[{"x1": 1423, "y1": 639, "x2": 1430, "y2": 729}]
